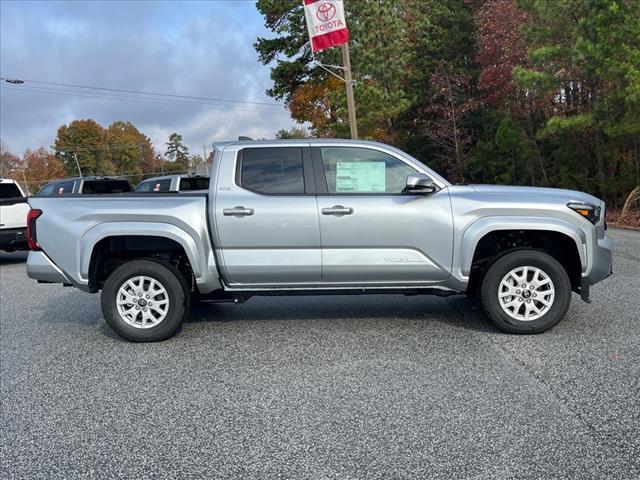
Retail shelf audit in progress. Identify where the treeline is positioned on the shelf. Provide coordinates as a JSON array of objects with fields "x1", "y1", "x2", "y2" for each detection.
[
  {"x1": 0, "y1": 120, "x2": 208, "y2": 192},
  {"x1": 256, "y1": 0, "x2": 639, "y2": 206}
]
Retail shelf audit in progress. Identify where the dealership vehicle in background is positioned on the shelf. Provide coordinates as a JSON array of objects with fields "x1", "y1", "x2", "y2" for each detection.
[
  {"x1": 24, "y1": 139, "x2": 613, "y2": 342},
  {"x1": 0, "y1": 178, "x2": 29, "y2": 251},
  {"x1": 134, "y1": 174, "x2": 210, "y2": 193},
  {"x1": 37, "y1": 176, "x2": 133, "y2": 195}
]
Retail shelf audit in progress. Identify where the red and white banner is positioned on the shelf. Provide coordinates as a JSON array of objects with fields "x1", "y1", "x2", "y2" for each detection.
[{"x1": 303, "y1": 0, "x2": 349, "y2": 52}]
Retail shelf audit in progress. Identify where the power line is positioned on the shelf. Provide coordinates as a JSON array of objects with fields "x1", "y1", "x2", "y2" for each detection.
[
  {"x1": 17, "y1": 169, "x2": 192, "y2": 183},
  {"x1": 0, "y1": 84, "x2": 289, "y2": 115},
  {"x1": 0, "y1": 75, "x2": 283, "y2": 107}
]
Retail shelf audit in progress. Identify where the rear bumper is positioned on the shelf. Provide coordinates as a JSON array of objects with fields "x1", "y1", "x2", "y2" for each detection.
[
  {"x1": 0, "y1": 228, "x2": 27, "y2": 251},
  {"x1": 26, "y1": 251, "x2": 72, "y2": 284}
]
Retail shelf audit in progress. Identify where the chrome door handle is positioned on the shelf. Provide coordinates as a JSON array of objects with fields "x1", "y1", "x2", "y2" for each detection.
[
  {"x1": 321, "y1": 205, "x2": 353, "y2": 216},
  {"x1": 223, "y1": 206, "x2": 254, "y2": 217}
]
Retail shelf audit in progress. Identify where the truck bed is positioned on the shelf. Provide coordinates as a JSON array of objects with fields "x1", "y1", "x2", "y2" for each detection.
[{"x1": 27, "y1": 193, "x2": 219, "y2": 292}]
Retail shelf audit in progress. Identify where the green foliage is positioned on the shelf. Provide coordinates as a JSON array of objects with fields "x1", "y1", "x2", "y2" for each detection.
[
  {"x1": 162, "y1": 161, "x2": 187, "y2": 175},
  {"x1": 256, "y1": 0, "x2": 638, "y2": 203},
  {"x1": 275, "y1": 127, "x2": 308, "y2": 139},
  {"x1": 105, "y1": 121, "x2": 156, "y2": 181},
  {"x1": 54, "y1": 119, "x2": 111, "y2": 176},
  {"x1": 53, "y1": 119, "x2": 158, "y2": 178},
  {"x1": 165, "y1": 133, "x2": 190, "y2": 167},
  {"x1": 512, "y1": 67, "x2": 556, "y2": 92},
  {"x1": 538, "y1": 114, "x2": 594, "y2": 139}
]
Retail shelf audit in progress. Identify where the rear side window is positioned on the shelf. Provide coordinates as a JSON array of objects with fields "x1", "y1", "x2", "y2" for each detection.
[
  {"x1": 0, "y1": 183, "x2": 22, "y2": 198},
  {"x1": 55, "y1": 181, "x2": 74, "y2": 194},
  {"x1": 179, "y1": 177, "x2": 209, "y2": 191},
  {"x1": 38, "y1": 183, "x2": 56, "y2": 196},
  {"x1": 135, "y1": 179, "x2": 172, "y2": 192},
  {"x1": 135, "y1": 181, "x2": 154, "y2": 192},
  {"x1": 82, "y1": 180, "x2": 132, "y2": 194},
  {"x1": 239, "y1": 147, "x2": 304, "y2": 194}
]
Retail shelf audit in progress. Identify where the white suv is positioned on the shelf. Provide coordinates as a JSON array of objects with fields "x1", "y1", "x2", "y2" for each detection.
[{"x1": 0, "y1": 178, "x2": 29, "y2": 251}]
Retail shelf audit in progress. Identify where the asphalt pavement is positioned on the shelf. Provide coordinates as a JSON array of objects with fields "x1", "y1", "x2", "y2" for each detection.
[{"x1": 1, "y1": 228, "x2": 639, "y2": 479}]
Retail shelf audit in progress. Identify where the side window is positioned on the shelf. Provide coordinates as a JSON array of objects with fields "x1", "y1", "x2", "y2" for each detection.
[
  {"x1": 137, "y1": 179, "x2": 172, "y2": 192},
  {"x1": 38, "y1": 183, "x2": 56, "y2": 196},
  {"x1": 179, "y1": 177, "x2": 210, "y2": 191},
  {"x1": 153, "y1": 179, "x2": 172, "y2": 192},
  {"x1": 239, "y1": 147, "x2": 305, "y2": 194},
  {"x1": 82, "y1": 180, "x2": 132, "y2": 194},
  {"x1": 55, "y1": 181, "x2": 74, "y2": 194},
  {"x1": 320, "y1": 147, "x2": 417, "y2": 194},
  {"x1": 135, "y1": 181, "x2": 153, "y2": 192}
]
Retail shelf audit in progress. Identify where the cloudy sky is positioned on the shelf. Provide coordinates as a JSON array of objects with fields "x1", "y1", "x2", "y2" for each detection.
[{"x1": 0, "y1": 0, "x2": 297, "y2": 157}]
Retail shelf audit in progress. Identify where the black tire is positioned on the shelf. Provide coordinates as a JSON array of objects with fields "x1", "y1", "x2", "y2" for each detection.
[
  {"x1": 101, "y1": 259, "x2": 191, "y2": 342},
  {"x1": 480, "y1": 250, "x2": 571, "y2": 334}
]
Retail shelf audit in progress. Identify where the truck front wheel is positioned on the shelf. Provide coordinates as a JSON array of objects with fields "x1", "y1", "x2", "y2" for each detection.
[
  {"x1": 101, "y1": 259, "x2": 190, "y2": 342},
  {"x1": 480, "y1": 250, "x2": 572, "y2": 334}
]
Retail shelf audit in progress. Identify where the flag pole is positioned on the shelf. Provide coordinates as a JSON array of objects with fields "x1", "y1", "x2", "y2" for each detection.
[{"x1": 341, "y1": 43, "x2": 358, "y2": 140}]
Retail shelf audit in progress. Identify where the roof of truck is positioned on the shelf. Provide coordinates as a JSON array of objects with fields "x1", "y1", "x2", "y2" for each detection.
[{"x1": 212, "y1": 138, "x2": 390, "y2": 150}]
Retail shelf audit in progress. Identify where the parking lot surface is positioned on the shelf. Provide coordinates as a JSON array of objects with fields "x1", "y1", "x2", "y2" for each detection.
[{"x1": 1, "y1": 228, "x2": 639, "y2": 479}]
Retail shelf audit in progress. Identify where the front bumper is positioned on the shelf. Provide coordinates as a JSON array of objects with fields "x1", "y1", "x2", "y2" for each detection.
[
  {"x1": 0, "y1": 228, "x2": 27, "y2": 251},
  {"x1": 580, "y1": 233, "x2": 613, "y2": 302},
  {"x1": 26, "y1": 251, "x2": 72, "y2": 284},
  {"x1": 585, "y1": 234, "x2": 613, "y2": 285}
]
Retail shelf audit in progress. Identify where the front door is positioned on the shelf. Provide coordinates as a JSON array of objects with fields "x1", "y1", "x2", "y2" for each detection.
[
  {"x1": 313, "y1": 146, "x2": 453, "y2": 285},
  {"x1": 214, "y1": 145, "x2": 321, "y2": 286}
]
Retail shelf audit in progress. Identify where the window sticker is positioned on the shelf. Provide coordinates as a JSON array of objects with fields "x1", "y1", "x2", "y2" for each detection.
[{"x1": 336, "y1": 162, "x2": 385, "y2": 192}]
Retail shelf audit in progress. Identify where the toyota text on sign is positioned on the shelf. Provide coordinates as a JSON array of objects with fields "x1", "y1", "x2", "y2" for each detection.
[{"x1": 303, "y1": 0, "x2": 349, "y2": 52}]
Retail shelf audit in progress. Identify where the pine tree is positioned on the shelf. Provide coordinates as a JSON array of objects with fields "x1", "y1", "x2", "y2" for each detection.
[{"x1": 165, "y1": 133, "x2": 190, "y2": 167}]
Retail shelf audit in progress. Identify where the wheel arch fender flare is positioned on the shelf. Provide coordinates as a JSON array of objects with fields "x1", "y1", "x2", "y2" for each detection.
[
  {"x1": 79, "y1": 222, "x2": 221, "y2": 293},
  {"x1": 457, "y1": 216, "x2": 587, "y2": 279}
]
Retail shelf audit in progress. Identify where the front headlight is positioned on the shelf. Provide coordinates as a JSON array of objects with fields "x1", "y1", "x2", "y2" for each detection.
[{"x1": 567, "y1": 202, "x2": 601, "y2": 224}]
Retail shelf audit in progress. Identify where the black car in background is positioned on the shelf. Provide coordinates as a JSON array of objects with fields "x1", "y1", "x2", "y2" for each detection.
[{"x1": 37, "y1": 177, "x2": 133, "y2": 195}]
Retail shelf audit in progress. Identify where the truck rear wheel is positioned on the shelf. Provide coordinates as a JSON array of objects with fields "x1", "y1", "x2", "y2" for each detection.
[
  {"x1": 101, "y1": 259, "x2": 190, "y2": 342},
  {"x1": 480, "y1": 250, "x2": 572, "y2": 334}
]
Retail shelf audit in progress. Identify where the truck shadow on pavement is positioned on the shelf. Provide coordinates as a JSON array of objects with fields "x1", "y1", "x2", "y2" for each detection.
[
  {"x1": 32, "y1": 288, "x2": 498, "y2": 340},
  {"x1": 0, "y1": 251, "x2": 28, "y2": 265},
  {"x1": 184, "y1": 294, "x2": 498, "y2": 334}
]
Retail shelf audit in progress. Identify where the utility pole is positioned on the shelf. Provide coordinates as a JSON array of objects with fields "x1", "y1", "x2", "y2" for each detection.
[
  {"x1": 341, "y1": 43, "x2": 358, "y2": 140},
  {"x1": 21, "y1": 168, "x2": 30, "y2": 195},
  {"x1": 202, "y1": 142, "x2": 209, "y2": 176},
  {"x1": 73, "y1": 152, "x2": 83, "y2": 177}
]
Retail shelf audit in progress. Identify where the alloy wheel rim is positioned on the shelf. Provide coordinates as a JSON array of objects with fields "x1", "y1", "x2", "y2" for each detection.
[
  {"x1": 498, "y1": 266, "x2": 555, "y2": 321},
  {"x1": 116, "y1": 276, "x2": 170, "y2": 329}
]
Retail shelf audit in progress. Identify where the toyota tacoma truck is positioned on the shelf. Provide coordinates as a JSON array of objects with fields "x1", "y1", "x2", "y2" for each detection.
[{"x1": 24, "y1": 139, "x2": 613, "y2": 342}]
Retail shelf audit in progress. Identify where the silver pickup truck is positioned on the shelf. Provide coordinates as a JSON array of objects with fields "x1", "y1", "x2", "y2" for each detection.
[{"x1": 25, "y1": 139, "x2": 613, "y2": 342}]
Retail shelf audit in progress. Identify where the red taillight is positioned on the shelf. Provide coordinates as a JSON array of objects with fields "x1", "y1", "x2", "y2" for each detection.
[{"x1": 26, "y1": 208, "x2": 42, "y2": 250}]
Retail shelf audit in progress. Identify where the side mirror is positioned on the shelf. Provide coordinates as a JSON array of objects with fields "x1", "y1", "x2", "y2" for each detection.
[{"x1": 404, "y1": 173, "x2": 436, "y2": 194}]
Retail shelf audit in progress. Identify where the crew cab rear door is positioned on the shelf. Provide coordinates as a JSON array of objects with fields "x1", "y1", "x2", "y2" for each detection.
[
  {"x1": 213, "y1": 145, "x2": 320, "y2": 286},
  {"x1": 313, "y1": 146, "x2": 453, "y2": 284}
]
